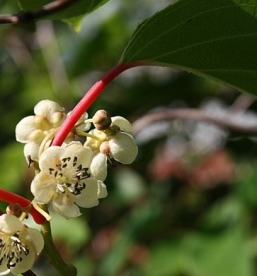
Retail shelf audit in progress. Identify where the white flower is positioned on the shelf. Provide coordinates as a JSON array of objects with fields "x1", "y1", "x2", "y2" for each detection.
[
  {"x1": 15, "y1": 100, "x2": 66, "y2": 160},
  {"x1": 68, "y1": 111, "x2": 91, "y2": 132},
  {"x1": 89, "y1": 153, "x2": 108, "y2": 181},
  {"x1": 0, "y1": 214, "x2": 44, "y2": 275},
  {"x1": 85, "y1": 116, "x2": 138, "y2": 181},
  {"x1": 31, "y1": 142, "x2": 107, "y2": 218},
  {"x1": 111, "y1": 116, "x2": 133, "y2": 134}
]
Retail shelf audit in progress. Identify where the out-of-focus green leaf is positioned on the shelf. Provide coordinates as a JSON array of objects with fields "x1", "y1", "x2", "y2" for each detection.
[
  {"x1": 0, "y1": 143, "x2": 26, "y2": 191},
  {"x1": 98, "y1": 200, "x2": 161, "y2": 276},
  {"x1": 199, "y1": 196, "x2": 242, "y2": 230},
  {"x1": 143, "y1": 228, "x2": 253, "y2": 276},
  {"x1": 121, "y1": 0, "x2": 257, "y2": 95},
  {"x1": 185, "y1": 229, "x2": 252, "y2": 276},
  {"x1": 51, "y1": 212, "x2": 90, "y2": 247},
  {"x1": 18, "y1": 0, "x2": 110, "y2": 20}
]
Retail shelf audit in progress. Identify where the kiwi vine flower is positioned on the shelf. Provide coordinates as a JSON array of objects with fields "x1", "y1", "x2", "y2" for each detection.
[
  {"x1": 31, "y1": 142, "x2": 107, "y2": 218},
  {"x1": 15, "y1": 100, "x2": 66, "y2": 160},
  {"x1": 85, "y1": 113, "x2": 138, "y2": 181},
  {"x1": 0, "y1": 214, "x2": 44, "y2": 275}
]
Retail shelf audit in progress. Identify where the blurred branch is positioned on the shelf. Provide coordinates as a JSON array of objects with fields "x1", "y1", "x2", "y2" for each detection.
[
  {"x1": 0, "y1": 0, "x2": 78, "y2": 24},
  {"x1": 133, "y1": 108, "x2": 257, "y2": 135}
]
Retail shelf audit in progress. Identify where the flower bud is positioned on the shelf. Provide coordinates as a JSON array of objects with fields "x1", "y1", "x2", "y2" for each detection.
[
  {"x1": 51, "y1": 111, "x2": 66, "y2": 126},
  {"x1": 93, "y1": 110, "x2": 112, "y2": 130},
  {"x1": 6, "y1": 203, "x2": 23, "y2": 218},
  {"x1": 100, "y1": 141, "x2": 111, "y2": 155}
]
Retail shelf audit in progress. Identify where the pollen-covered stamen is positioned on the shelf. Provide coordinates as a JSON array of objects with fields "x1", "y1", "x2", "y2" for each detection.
[
  {"x1": 76, "y1": 164, "x2": 90, "y2": 180},
  {"x1": 49, "y1": 156, "x2": 90, "y2": 196},
  {"x1": 0, "y1": 233, "x2": 30, "y2": 269}
]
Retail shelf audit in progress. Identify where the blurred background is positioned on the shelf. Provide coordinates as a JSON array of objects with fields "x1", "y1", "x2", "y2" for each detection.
[{"x1": 1, "y1": 0, "x2": 257, "y2": 275}]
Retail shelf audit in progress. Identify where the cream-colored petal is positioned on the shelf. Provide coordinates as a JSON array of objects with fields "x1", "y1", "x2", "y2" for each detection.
[
  {"x1": 0, "y1": 214, "x2": 22, "y2": 234},
  {"x1": 10, "y1": 244, "x2": 36, "y2": 275},
  {"x1": 0, "y1": 258, "x2": 10, "y2": 275},
  {"x1": 52, "y1": 193, "x2": 81, "y2": 218},
  {"x1": 24, "y1": 142, "x2": 40, "y2": 160},
  {"x1": 20, "y1": 228, "x2": 44, "y2": 255},
  {"x1": 111, "y1": 116, "x2": 133, "y2": 134},
  {"x1": 51, "y1": 111, "x2": 66, "y2": 126},
  {"x1": 97, "y1": 180, "x2": 108, "y2": 199},
  {"x1": 15, "y1": 116, "x2": 37, "y2": 143},
  {"x1": 72, "y1": 178, "x2": 99, "y2": 208},
  {"x1": 34, "y1": 100, "x2": 64, "y2": 120},
  {"x1": 90, "y1": 153, "x2": 107, "y2": 181},
  {"x1": 38, "y1": 146, "x2": 64, "y2": 171},
  {"x1": 61, "y1": 142, "x2": 92, "y2": 169},
  {"x1": 109, "y1": 132, "x2": 138, "y2": 164},
  {"x1": 74, "y1": 112, "x2": 91, "y2": 131},
  {"x1": 31, "y1": 172, "x2": 56, "y2": 204}
]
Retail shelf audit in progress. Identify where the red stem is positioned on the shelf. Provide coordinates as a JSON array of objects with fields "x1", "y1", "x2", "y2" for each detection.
[
  {"x1": 51, "y1": 62, "x2": 142, "y2": 146},
  {"x1": 0, "y1": 189, "x2": 46, "y2": 224}
]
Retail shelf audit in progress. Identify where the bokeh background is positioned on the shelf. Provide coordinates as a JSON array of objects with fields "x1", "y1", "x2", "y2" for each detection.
[{"x1": 1, "y1": 0, "x2": 257, "y2": 275}]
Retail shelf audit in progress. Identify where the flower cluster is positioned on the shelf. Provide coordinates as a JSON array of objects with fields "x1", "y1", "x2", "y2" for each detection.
[
  {"x1": 15, "y1": 100, "x2": 138, "y2": 219},
  {"x1": 0, "y1": 213, "x2": 44, "y2": 275}
]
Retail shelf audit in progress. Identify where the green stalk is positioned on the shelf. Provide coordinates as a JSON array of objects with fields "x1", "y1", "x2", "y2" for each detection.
[{"x1": 41, "y1": 220, "x2": 77, "y2": 276}]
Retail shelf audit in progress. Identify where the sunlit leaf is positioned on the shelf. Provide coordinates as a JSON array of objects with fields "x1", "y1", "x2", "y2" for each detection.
[{"x1": 121, "y1": 0, "x2": 257, "y2": 95}]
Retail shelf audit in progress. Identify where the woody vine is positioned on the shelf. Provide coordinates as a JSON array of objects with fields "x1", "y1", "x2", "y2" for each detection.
[{"x1": 1, "y1": 0, "x2": 257, "y2": 275}]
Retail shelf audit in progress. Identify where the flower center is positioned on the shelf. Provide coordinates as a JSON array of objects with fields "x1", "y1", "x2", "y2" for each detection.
[
  {"x1": 48, "y1": 156, "x2": 90, "y2": 196},
  {"x1": 0, "y1": 233, "x2": 29, "y2": 269}
]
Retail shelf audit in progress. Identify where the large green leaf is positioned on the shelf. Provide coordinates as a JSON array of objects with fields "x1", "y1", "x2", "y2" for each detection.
[
  {"x1": 18, "y1": 0, "x2": 109, "y2": 19},
  {"x1": 121, "y1": 0, "x2": 257, "y2": 95}
]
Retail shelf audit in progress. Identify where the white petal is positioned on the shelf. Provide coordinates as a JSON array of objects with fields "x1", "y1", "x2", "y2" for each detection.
[
  {"x1": 34, "y1": 100, "x2": 64, "y2": 120},
  {"x1": 10, "y1": 244, "x2": 36, "y2": 275},
  {"x1": 61, "y1": 142, "x2": 92, "y2": 169},
  {"x1": 90, "y1": 153, "x2": 107, "y2": 181},
  {"x1": 52, "y1": 193, "x2": 81, "y2": 218},
  {"x1": 38, "y1": 146, "x2": 64, "y2": 171},
  {"x1": 97, "y1": 180, "x2": 108, "y2": 199},
  {"x1": 24, "y1": 142, "x2": 40, "y2": 160},
  {"x1": 31, "y1": 172, "x2": 56, "y2": 204},
  {"x1": 109, "y1": 132, "x2": 138, "y2": 164},
  {"x1": 20, "y1": 228, "x2": 44, "y2": 254},
  {"x1": 111, "y1": 116, "x2": 133, "y2": 134},
  {"x1": 15, "y1": 116, "x2": 37, "y2": 143},
  {"x1": 0, "y1": 259, "x2": 10, "y2": 275},
  {"x1": 72, "y1": 178, "x2": 100, "y2": 208},
  {"x1": 0, "y1": 214, "x2": 23, "y2": 234},
  {"x1": 74, "y1": 112, "x2": 91, "y2": 131}
]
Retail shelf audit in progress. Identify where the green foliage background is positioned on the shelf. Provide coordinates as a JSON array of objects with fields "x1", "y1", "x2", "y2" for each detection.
[{"x1": 1, "y1": 0, "x2": 257, "y2": 275}]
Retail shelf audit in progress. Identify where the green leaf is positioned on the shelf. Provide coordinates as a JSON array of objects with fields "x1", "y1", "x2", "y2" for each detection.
[
  {"x1": 143, "y1": 228, "x2": 253, "y2": 276},
  {"x1": 121, "y1": 0, "x2": 257, "y2": 95},
  {"x1": 18, "y1": 0, "x2": 110, "y2": 20}
]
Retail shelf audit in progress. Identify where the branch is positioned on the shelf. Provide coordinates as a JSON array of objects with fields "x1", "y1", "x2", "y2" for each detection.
[
  {"x1": 51, "y1": 62, "x2": 143, "y2": 146},
  {"x1": 133, "y1": 108, "x2": 257, "y2": 135},
  {"x1": 0, "y1": 0, "x2": 78, "y2": 24}
]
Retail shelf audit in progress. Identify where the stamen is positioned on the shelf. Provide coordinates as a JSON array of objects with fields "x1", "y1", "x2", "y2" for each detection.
[{"x1": 31, "y1": 202, "x2": 52, "y2": 221}]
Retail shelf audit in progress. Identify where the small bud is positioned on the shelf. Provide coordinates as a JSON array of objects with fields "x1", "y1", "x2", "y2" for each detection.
[
  {"x1": 51, "y1": 111, "x2": 66, "y2": 126},
  {"x1": 100, "y1": 141, "x2": 111, "y2": 154},
  {"x1": 6, "y1": 203, "x2": 23, "y2": 218},
  {"x1": 93, "y1": 110, "x2": 112, "y2": 130}
]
